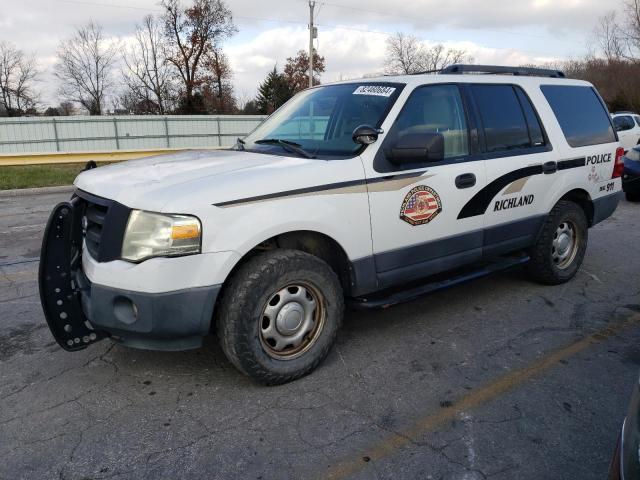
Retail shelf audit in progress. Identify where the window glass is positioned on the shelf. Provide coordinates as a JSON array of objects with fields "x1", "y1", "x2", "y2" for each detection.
[
  {"x1": 613, "y1": 116, "x2": 634, "y2": 132},
  {"x1": 541, "y1": 85, "x2": 616, "y2": 148},
  {"x1": 635, "y1": 116, "x2": 640, "y2": 127},
  {"x1": 515, "y1": 87, "x2": 545, "y2": 147},
  {"x1": 471, "y1": 85, "x2": 531, "y2": 153},
  {"x1": 391, "y1": 84, "x2": 469, "y2": 159},
  {"x1": 243, "y1": 83, "x2": 402, "y2": 157}
]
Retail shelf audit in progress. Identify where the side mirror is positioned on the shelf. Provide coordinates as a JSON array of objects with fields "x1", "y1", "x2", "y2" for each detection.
[
  {"x1": 387, "y1": 133, "x2": 445, "y2": 165},
  {"x1": 352, "y1": 125, "x2": 383, "y2": 145}
]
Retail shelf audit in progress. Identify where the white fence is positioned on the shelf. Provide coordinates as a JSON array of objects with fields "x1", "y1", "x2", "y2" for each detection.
[{"x1": 0, "y1": 115, "x2": 267, "y2": 154}]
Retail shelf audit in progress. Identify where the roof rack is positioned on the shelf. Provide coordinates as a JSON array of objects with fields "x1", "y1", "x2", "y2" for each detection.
[
  {"x1": 440, "y1": 64, "x2": 566, "y2": 79},
  {"x1": 613, "y1": 111, "x2": 636, "y2": 115}
]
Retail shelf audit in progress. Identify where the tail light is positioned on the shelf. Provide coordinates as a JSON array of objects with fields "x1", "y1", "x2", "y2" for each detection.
[{"x1": 612, "y1": 147, "x2": 625, "y2": 179}]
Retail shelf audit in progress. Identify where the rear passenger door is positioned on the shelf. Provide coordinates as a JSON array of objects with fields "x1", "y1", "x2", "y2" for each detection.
[{"x1": 465, "y1": 83, "x2": 555, "y2": 257}]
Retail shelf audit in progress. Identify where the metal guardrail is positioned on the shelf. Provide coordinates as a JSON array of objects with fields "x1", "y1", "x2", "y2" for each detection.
[{"x1": 0, "y1": 115, "x2": 267, "y2": 154}]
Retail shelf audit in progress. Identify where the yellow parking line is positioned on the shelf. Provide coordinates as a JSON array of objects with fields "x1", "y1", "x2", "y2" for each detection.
[{"x1": 325, "y1": 313, "x2": 640, "y2": 480}]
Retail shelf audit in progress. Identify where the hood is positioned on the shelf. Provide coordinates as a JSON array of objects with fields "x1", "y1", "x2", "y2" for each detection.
[{"x1": 74, "y1": 149, "x2": 317, "y2": 211}]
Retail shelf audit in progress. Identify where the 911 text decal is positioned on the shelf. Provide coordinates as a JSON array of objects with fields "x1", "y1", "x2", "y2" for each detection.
[{"x1": 494, "y1": 195, "x2": 534, "y2": 212}]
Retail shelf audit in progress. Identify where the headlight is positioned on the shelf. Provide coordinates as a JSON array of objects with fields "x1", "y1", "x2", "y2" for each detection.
[
  {"x1": 627, "y1": 147, "x2": 640, "y2": 162},
  {"x1": 121, "y1": 210, "x2": 201, "y2": 262}
]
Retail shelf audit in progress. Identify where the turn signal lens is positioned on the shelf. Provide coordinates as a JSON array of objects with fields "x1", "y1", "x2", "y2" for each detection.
[
  {"x1": 612, "y1": 147, "x2": 625, "y2": 179},
  {"x1": 171, "y1": 224, "x2": 200, "y2": 240}
]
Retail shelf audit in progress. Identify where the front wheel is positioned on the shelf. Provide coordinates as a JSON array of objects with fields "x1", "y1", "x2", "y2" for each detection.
[
  {"x1": 527, "y1": 200, "x2": 588, "y2": 285},
  {"x1": 216, "y1": 249, "x2": 344, "y2": 385}
]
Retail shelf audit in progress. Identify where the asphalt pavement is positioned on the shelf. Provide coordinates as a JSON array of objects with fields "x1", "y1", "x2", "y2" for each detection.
[{"x1": 1, "y1": 192, "x2": 640, "y2": 480}]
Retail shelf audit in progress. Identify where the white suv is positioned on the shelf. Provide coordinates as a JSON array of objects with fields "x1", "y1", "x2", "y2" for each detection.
[
  {"x1": 612, "y1": 112, "x2": 640, "y2": 152},
  {"x1": 39, "y1": 64, "x2": 624, "y2": 384}
]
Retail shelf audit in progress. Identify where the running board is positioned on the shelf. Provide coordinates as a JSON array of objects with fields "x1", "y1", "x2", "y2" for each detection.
[{"x1": 348, "y1": 255, "x2": 530, "y2": 310}]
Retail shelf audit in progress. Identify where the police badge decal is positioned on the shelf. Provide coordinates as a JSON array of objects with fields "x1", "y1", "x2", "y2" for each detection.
[{"x1": 400, "y1": 186, "x2": 442, "y2": 226}]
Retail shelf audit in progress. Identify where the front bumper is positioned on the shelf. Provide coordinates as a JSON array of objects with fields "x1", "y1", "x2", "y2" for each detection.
[
  {"x1": 39, "y1": 199, "x2": 221, "y2": 352},
  {"x1": 77, "y1": 269, "x2": 220, "y2": 350}
]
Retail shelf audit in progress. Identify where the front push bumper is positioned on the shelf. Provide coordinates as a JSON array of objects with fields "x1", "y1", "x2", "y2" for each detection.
[{"x1": 39, "y1": 200, "x2": 221, "y2": 352}]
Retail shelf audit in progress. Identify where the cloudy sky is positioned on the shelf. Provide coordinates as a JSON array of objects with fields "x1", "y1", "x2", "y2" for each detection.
[{"x1": 0, "y1": 0, "x2": 620, "y2": 108}]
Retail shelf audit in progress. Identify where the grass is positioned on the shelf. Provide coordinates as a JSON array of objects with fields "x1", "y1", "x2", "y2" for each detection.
[{"x1": 0, "y1": 163, "x2": 111, "y2": 190}]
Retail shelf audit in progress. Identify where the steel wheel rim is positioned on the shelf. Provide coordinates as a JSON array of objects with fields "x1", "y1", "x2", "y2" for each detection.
[
  {"x1": 552, "y1": 220, "x2": 579, "y2": 270},
  {"x1": 259, "y1": 281, "x2": 326, "y2": 360}
]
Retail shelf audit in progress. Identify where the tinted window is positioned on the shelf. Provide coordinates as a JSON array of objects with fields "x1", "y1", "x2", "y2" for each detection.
[
  {"x1": 614, "y1": 115, "x2": 635, "y2": 132},
  {"x1": 515, "y1": 87, "x2": 545, "y2": 147},
  {"x1": 541, "y1": 85, "x2": 616, "y2": 148},
  {"x1": 391, "y1": 84, "x2": 469, "y2": 159},
  {"x1": 471, "y1": 85, "x2": 531, "y2": 153}
]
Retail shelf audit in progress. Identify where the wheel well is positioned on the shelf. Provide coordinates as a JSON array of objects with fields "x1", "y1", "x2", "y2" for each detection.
[
  {"x1": 227, "y1": 231, "x2": 354, "y2": 295},
  {"x1": 559, "y1": 189, "x2": 594, "y2": 226}
]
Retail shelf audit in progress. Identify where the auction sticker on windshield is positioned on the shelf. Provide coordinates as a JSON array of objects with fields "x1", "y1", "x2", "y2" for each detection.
[{"x1": 353, "y1": 85, "x2": 396, "y2": 97}]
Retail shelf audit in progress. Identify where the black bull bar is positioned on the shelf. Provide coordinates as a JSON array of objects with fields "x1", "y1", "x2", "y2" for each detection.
[{"x1": 38, "y1": 199, "x2": 107, "y2": 351}]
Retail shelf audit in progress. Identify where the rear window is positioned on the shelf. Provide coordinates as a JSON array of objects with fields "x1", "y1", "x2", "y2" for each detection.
[
  {"x1": 541, "y1": 85, "x2": 616, "y2": 148},
  {"x1": 614, "y1": 115, "x2": 635, "y2": 132}
]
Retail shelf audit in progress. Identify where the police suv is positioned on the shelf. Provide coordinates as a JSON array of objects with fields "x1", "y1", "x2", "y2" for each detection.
[{"x1": 39, "y1": 65, "x2": 623, "y2": 384}]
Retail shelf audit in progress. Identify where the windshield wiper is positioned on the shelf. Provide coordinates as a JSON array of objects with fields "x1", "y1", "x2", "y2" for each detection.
[{"x1": 254, "y1": 138, "x2": 315, "y2": 159}]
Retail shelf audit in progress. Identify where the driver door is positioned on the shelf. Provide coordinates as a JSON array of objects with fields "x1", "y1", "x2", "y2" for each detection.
[{"x1": 361, "y1": 83, "x2": 486, "y2": 289}]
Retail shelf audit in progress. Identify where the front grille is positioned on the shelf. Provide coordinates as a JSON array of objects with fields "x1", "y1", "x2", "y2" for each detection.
[
  {"x1": 84, "y1": 202, "x2": 108, "y2": 260},
  {"x1": 75, "y1": 190, "x2": 131, "y2": 263}
]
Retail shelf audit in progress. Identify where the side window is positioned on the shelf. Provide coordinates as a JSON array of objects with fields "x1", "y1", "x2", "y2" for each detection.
[
  {"x1": 391, "y1": 84, "x2": 469, "y2": 159},
  {"x1": 635, "y1": 116, "x2": 640, "y2": 127},
  {"x1": 541, "y1": 85, "x2": 616, "y2": 148},
  {"x1": 471, "y1": 85, "x2": 532, "y2": 153},
  {"x1": 515, "y1": 87, "x2": 545, "y2": 147}
]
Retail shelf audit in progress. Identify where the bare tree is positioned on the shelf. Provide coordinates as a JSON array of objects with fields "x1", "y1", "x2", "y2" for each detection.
[
  {"x1": 384, "y1": 32, "x2": 471, "y2": 75},
  {"x1": 55, "y1": 22, "x2": 118, "y2": 115},
  {"x1": 122, "y1": 15, "x2": 175, "y2": 114},
  {"x1": 161, "y1": 0, "x2": 237, "y2": 113},
  {"x1": 420, "y1": 44, "x2": 471, "y2": 72},
  {"x1": 595, "y1": 11, "x2": 626, "y2": 60},
  {"x1": 0, "y1": 42, "x2": 39, "y2": 116},
  {"x1": 384, "y1": 32, "x2": 425, "y2": 75},
  {"x1": 624, "y1": 0, "x2": 640, "y2": 57}
]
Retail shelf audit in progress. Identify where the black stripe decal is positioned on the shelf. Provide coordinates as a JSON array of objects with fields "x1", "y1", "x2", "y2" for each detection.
[
  {"x1": 457, "y1": 157, "x2": 586, "y2": 220},
  {"x1": 213, "y1": 171, "x2": 426, "y2": 207},
  {"x1": 458, "y1": 165, "x2": 542, "y2": 219}
]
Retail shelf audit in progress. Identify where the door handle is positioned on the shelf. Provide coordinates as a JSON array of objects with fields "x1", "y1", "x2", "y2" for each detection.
[
  {"x1": 542, "y1": 161, "x2": 557, "y2": 174},
  {"x1": 455, "y1": 173, "x2": 476, "y2": 189}
]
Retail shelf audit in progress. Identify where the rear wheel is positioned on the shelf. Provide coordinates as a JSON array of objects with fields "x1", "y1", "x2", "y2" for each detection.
[
  {"x1": 527, "y1": 200, "x2": 588, "y2": 285},
  {"x1": 216, "y1": 249, "x2": 343, "y2": 385}
]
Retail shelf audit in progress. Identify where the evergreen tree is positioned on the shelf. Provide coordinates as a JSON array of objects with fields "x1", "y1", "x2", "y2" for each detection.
[{"x1": 255, "y1": 66, "x2": 293, "y2": 114}]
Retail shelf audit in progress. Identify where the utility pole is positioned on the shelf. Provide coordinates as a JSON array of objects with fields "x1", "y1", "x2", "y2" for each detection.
[{"x1": 308, "y1": 1, "x2": 317, "y2": 88}]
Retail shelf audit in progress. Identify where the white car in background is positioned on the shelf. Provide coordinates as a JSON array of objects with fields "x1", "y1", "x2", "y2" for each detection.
[{"x1": 612, "y1": 112, "x2": 640, "y2": 152}]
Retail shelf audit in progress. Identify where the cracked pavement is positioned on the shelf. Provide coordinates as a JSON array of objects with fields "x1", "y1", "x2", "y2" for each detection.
[{"x1": 1, "y1": 192, "x2": 640, "y2": 479}]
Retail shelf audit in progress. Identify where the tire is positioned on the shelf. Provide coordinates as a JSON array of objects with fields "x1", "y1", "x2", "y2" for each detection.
[
  {"x1": 215, "y1": 249, "x2": 344, "y2": 385},
  {"x1": 527, "y1": 200, "x2": 588, "y2": 285},
  {"x1": 626, "y1": 192, "x2": 640, "y2": 202}
]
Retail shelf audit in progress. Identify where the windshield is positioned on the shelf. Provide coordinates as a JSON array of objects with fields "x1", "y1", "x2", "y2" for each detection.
[{"x1": 242, "y1": 82, "x2": 404, "y2": 158}]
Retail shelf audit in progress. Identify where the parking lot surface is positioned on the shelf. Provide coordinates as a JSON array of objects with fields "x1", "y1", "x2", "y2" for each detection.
[{"x1": 1, "y1": 192, "x2": 640, "y2": 480}]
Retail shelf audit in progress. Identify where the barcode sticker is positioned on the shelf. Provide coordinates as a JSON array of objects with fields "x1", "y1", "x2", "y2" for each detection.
[{"x1": 353, "y1": 86, "x2": 396, "y2": 97}]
